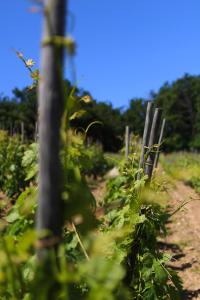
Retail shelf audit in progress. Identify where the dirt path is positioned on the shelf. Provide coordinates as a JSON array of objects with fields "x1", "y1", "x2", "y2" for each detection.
[{"x1": 162, "y1": 181, "x2": 200, "y2": 299}]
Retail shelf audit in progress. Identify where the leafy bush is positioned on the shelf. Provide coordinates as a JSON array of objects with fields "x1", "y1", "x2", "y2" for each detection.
[
  {"x1": 65, "y1": 132, "x2": 113, "y2": 178},
  {"x1": 0, "y1": 131, "x2": 26, "y2": 197},
  {"x1": 103, "y1": 156, "x2": 182, "y2": 299},
  {"x1": 22, "y1": 142, "x2": 38, "y2": 182},
  {"x1": 0, "y1": 131, "x2": 38, "y2": 199},
  {"x1": 83, "y1": 145, "x2": 114, "y2": 178}
]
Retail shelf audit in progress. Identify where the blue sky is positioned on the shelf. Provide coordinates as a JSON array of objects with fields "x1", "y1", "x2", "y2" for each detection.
[{"x1": 1, "y1": 0, "x2": 200, "y2": 107}]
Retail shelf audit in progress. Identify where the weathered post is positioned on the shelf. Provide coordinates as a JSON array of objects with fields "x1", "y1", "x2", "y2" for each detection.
[
  {"x1": 137, "y1": 102, "x2": 153, "y2": 179},
  {"x1": 37, "y1": 0, "x2": 67, "y2": 252},
  {"x1": 125, "y1": 125, "x2": 130, "y2": 159},
  {"x1": 153, "y1": 118, "x2": 166, "y2": 169},
  {"x1": 145, "y1": 108, "x2": 162, "y2": 180},
  {"x1": 21, "y1": 121, "x2": 24, "y2": 143},
  {"x1": 34, "y1": 121, "x2": 38, "y2": 142},
  {"x1": 129, "y1": 131, "x2": 133, "y2": 153},
  {"x1": 9, "y1": 123, "x2": 13, "y2": 136}
]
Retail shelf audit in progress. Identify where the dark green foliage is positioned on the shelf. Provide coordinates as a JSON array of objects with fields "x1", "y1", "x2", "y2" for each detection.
[
  {"x1": 0, "y1": 87, "x2": 37, "y2": 140},
  {"x1": 0, "y1": 81, "x2": 124, "y2": 152},
  {"x1": 13, "y1": 87, "x2": 37, "y2": 139},
  {"x1": 82, "y1": 145, "x2": 114, "y2": 178},
  {"x1": 71, "y1": 101, "x2": 124, "y2": 152},
  {"x1": 152, "y1": 74, "x2": 200, "y2": 151},
  {"x1": 123, "y1": 98, "x2": 148, "y2": 137},
  {"x1": 3, "y1": 73, "x2": 200, "y2": 152}
]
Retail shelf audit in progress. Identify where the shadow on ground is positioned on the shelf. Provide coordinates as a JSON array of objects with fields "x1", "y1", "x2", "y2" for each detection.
[
  {"x1": 158, "y1": 241, "x2": 199, "y2": 300},
  {"x1": 182, "y1": 289, "x2": 200, "y2": 300}
]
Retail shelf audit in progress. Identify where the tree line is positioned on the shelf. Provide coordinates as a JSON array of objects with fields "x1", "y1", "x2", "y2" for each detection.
[{"x1": 1, "y1": 73, "x2": 200, "y2": 152}]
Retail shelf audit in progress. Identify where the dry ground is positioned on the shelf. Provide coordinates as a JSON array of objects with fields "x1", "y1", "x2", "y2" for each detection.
[{"x1": 161, "y1": 181, "x2": 200, "y2": 299}]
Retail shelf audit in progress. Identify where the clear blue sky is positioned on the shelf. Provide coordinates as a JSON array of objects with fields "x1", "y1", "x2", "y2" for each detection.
[{"x1": 1, "y1": 0, "x2": 200, "y2": 107}]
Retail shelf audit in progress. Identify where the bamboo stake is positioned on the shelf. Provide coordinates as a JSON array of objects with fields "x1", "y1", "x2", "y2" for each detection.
[
  {"x1": 125, "y1": 125, "x2": 130, "y2": 159},
  {"x1": 9, "y1": 123, "x2": 12, "y2": 136},
  {"x1": 21, "y1": 121, "x2": 24, "y2": 143},
  {"x1": 145, "y1": 108, "x2": 162, "y2": 180},
  {"x1": 129, "y1": 131, "x2": 133, "y2": 154},
  {"x1": 153, "y1": 118, "x2": 166, "y2": 169},
  {"x1": 137, "y1": 102, "x2": 153, "y2": 179}
]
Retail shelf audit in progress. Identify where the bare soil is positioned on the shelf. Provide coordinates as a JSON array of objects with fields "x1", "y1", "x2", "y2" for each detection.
[
  {"x1": 162, "y1": 181, "x2": 200, "y2": 299},
  {"x1": 90, "y1": 178, "x2": 107, "y2": 205}
]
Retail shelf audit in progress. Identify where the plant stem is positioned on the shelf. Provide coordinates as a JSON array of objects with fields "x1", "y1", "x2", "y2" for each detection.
[{"x1": 72, "y1": 222, "x2": 90, "y2": 261}]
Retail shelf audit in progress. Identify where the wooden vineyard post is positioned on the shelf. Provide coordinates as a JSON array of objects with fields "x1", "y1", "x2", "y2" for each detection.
[
  {"x1": 125, "y1": 125, "x2": 130, "y2": 158},
  {"x1": 37, "y1": 0, "x2": 67, "y2": 253},
  {"x1": 129, "y1": 131, "x2": 133, "y2": 154},
  {"x1": 153, "y1": 118, "x2": 166, "y2": 169},
  {"x1": 144, "y1": 108, "x2": 162, "y2": 181},
  {"x1": 10, "y1": 123, "x2": 13, "y2": 136},
  {"x1": 21, "y1": 121, "x2": 24, "y2": 143},
  {"x1": 137, "y1": 102, "x2": 153, "y2": 180},
  {"x1": 34, "y1": 121, "x2": 38, "y2": 142}
]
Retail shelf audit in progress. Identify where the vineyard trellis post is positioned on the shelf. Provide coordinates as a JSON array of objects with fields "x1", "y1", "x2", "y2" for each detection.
[
  {"x1": 37, "y1": 0, "x2": 67, "y2": 254},
  {"x1": 34, "y1": 121, "x2": 38, "y2": 142},
  {"x1": 137, "y1": 101, "x2": 153, "y2": 180},
  {"x1": 125, "y1": 125, "x2": 130, "y2": 158},
  {"x1": 153, "y1": 118, "x2": 166, "y2": 169},
  {"x1": 145, "y1": 108, "x2": 162, "y2": 180},
  {"x1": 10, "y1": 123, "x2": 12, "y2": 136},
  {"x1": 129, "y1": 131, "x2": 133, "y2": 154},
  {"x1": 21, "y1": 121, "x2": 24, "y2": 143}
]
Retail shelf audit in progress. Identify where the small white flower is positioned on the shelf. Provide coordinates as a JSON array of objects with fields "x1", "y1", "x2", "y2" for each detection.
[{"x1": 26, "y1": 59, "x2": 35, "y2": 67}]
